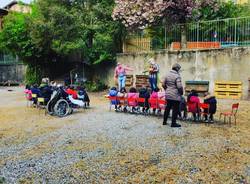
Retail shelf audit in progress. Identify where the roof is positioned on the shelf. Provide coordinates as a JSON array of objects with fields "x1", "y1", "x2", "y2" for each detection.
[
  {"x1": 0, "y1": 8, "x2": 8, "y2": 16},
  {"x1": 4, "y1": 1, "x2": 29, "y2": 10},
  {"x1": 4, "y1": 1, "x2": 18, "y2": 9}
]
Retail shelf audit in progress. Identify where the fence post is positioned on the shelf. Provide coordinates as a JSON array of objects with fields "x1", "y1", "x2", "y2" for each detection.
[
  {"x1": 234, "y1": 18, "x2": 237, "y2": 45},
  {"x1": 197, "y1": 22, "x2": 199, "y2": 49},
  {"x1": 164, "y1": 25, "x2": 167, "y2": 49}
]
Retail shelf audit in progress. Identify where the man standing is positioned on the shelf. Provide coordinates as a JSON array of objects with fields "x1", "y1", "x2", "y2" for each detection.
[
  {"x1": 148, "y1": 58, "x2": 159, "y2": 91},
  {"x1": 162, "y1": 63, "x2": 183, "y2": 127}
]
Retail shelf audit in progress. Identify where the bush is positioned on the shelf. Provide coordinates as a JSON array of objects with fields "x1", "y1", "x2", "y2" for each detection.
[
  {"x1": 0, "y1": 177, "x2": 6, "y2": 184},
  {"x1": 85, "y1": 79, "x2": 108, "y2": 92},
  {"x1": 25, "y1": 64, "x2": 42, "y2": 85}
]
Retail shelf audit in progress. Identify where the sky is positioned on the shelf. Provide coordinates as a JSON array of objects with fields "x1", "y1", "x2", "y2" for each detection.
[{"x1": 0, "y1": 0, "x2": 32, "y2": 8}]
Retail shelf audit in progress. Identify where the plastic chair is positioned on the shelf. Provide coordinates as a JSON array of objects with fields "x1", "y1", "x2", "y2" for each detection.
[
  {"x1": 37, "y1": 97, "x2": 46, "y2": 115},
  {"x1": 158, "y1": 99, "x2": 166, "y2": 110},
  {"x1": 137, "y1": 97, "x2": 147, "y2": 114},
  {"x1": 148, "y1": 98, "x2": 158, "y2": 108},
  {"x1": 187, "y1": 101, "x2": 200, "y2": 121},
  {"x1": 31, "y1": 93, "x2": 37, "y2": 98},
  {"x1": 117, "y1": 96, "x2": 127, "y2": 112},
  {"x1": 220, "y1": 103, "x2": 239, "y2": 125},
  {"x1": 148, "y1": 98, "x2": 158, "y2": 114},
  {"x1": 127, "y1": 97, "x2": 138, "y2": 113},
  {"x1": 199, "y1": 103, "x2": 210, "y2": 122},
  {"x1": 31, "y1": 93, "x2": 38, "y2": 107}
]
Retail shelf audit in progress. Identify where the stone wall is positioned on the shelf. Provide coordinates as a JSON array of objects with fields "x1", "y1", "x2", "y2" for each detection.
[
  {"x1": 103, "y1": 47, "x2": 250, "y2": 99},
  {"x1": 0, "y1": 64, "x2": 26, "y2": 83}
]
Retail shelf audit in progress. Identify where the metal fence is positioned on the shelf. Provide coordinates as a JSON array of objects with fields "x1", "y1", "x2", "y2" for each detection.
[
  {"x1": 0, "y1": 52, "x2": 20, "y2": 65},
  {"x1": 123, "y1": 17, "x2": 250, "y2": 52}
]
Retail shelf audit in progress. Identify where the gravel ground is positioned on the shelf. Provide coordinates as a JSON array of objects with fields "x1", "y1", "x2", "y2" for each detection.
[{"x1": 0, "y1": 87, "x2": 249, "y2": 183}]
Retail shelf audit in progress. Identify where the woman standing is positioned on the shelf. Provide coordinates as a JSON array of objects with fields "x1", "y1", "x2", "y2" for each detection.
[
  {"x1": 162, "y1": 63, "x2": 183, "y2": 128},
  {"x1": 114, "y1": 63, "x2": 133, "y2": 91}
]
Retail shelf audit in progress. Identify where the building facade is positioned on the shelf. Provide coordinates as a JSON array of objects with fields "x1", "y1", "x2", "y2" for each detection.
[{"x1": 3, "y1": 1, "x2": 31, "y2": 13}]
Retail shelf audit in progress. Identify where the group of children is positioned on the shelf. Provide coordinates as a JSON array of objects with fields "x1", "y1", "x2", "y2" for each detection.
[
  {"x1": 109, "y1": 86, "x2": 165, "y2": 114},
  {"x1": 186, "y1": 90, "x2": 217, "y2": 122},
  {"x1": 109, "y1": 87, "x2": 217, "y2": 123},
  {"x1": 25, "y1": 79, "x2": 90, "y2": 107}
]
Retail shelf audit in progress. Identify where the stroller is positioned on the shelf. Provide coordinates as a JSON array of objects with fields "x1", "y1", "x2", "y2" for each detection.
[{"x1": 46, "y1": 87, "x2": 84, "y2": 117}]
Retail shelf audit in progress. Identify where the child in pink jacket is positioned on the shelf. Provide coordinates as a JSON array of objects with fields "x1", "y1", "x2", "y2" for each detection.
[
  {"x1": 24, "y1": 85, "x2": 32, "y2": 100},
  {"x1": 127, "y1": 87, "x2": 138, "y2": 112},
  {"x1": 150, "y1": 87, "x2": 159, "y2": 114},
  {"x1": 187, "y1": 90, "x2": 200, "y2": 121}
]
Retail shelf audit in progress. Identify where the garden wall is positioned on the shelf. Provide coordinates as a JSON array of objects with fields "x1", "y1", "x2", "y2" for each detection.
[
  {"x1": 103, "y1": 47, "x2": 250, "y2": 99},
  {"x1": 0, "y1": 64, "x2": 26, "y2": 84}
]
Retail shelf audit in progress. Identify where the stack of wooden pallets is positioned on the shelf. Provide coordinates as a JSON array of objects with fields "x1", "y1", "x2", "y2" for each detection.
[
  {"x1": 214, "y1": 81, "x2": 242, "y2": 99},
  {"x1": 125, "y1": 75, "x2": 134, "y2": 88},
  {"x1": 135, "y1": 75, "x2": 149, "y2": 89}
]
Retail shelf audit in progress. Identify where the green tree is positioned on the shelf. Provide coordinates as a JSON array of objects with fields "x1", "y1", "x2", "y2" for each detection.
[
  {"x1": 0, "y1": 12, "x2": 35, "y2": 61},
  {"x1": 0, "y1": 0, "x2": 124, "y2": 84}
]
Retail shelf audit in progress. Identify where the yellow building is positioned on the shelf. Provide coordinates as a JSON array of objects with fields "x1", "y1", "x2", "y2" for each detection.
[
  {"x1": 223, "y1": 0, "x2": 250, "y2": 4},
  {"x1": 0, "y1": 9, "x2": 8, "y2": 30},
  {"x1": 3, "y1": 1, "x2": 31, "y2": 14}
]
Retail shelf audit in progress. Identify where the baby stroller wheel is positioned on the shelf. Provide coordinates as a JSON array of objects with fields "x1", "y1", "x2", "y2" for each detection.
[{"x1": 54, "y1": 99, "x2": 70, "y2": 117}]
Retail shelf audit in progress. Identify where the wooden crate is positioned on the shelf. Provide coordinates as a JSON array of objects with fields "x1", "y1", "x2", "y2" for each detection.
[
  {"x1": 215, "y1": 91, "x2": 242, "y2": 99},
  {"x1": 215, "y1": 81, "x2": 242, "y2": 92},
  {"x1": 125, "y1": 75, "x2": 134, "y2": 88},
  {"x1": 214, "y1": 81, "x2": 242, "y2": 99},
  {"x1": 135, "y1": 75, "x2": 149, "y2": 89},
  {"x1": 185, "y1": 81, "x2": 209, "y2": 96}
]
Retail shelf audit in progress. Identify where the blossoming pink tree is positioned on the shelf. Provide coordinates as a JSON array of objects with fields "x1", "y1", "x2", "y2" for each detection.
[{"x1": 112, "y1": 0, "x2": 219, "y2": 48}]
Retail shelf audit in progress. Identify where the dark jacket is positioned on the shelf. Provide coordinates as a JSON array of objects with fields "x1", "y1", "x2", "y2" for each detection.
[
  {"x1": 78, "y1": 89, "x2": 90, "y2": 102},
  {"x1": 179, "y1": 96, "x2": 187, "y2": 111},
  {"x1": 31, "y1": 87, "x2": 41, "y2": 97},
  {"x1": 138, "y1": 88, "x2": 150, "y2": 107},
  {"x1": 40, "y1": 85, "x2": 53, "y2": 102},
  {"x1": 163, "y1": 70, "x2": 183, "y2": 101},
  {"x1": 204, "y1": 96, "x2": 217, "y2": 114}
]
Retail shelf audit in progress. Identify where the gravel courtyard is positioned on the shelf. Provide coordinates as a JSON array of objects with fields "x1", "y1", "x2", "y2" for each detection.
[{"x1": 0, "y1": 87, "x2": 249, "y2": 184}]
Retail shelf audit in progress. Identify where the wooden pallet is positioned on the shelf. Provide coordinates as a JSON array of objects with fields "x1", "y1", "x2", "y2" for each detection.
[
  {"x1": 215, "y1": 91, "x2": 242, "y2": 99},
  {"x1": 215, "y1": 81, "x2": 242, "y2": 92},
  {"x1": 135, "y1": 75, "x2": 149, "y2": 89},
  {"x1": 214, "y1": 81, "x2": 242, "y2": 99},
  {"x1": 125, "y1": 75, "x2": 133, "y2": 88}
]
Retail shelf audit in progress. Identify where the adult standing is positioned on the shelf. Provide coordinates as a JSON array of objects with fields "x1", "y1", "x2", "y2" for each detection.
[
  {"x1": 162, "y1": 63, "x2": 183, "y2": 127},
  {"x1": 148, "y1": 58, "x2": 159, "y2": 91},
  {"x1": 114, "y1": 63, "x2": 133, "y2": 91}
]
